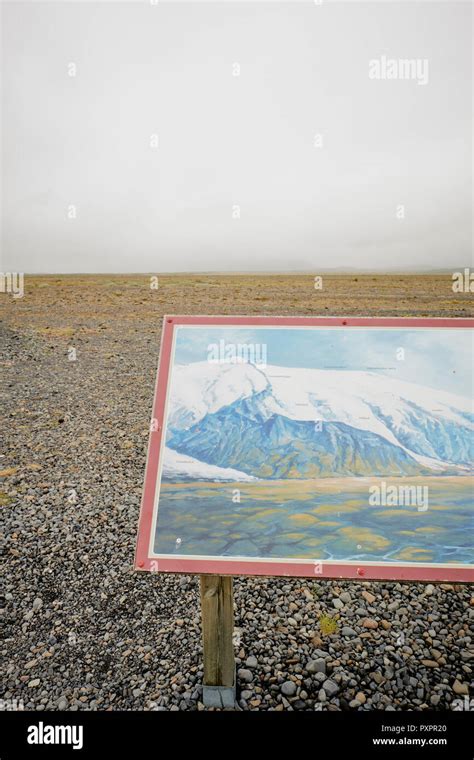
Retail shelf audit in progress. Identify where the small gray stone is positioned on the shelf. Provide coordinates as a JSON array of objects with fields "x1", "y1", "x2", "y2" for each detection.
[
  {"x1": 306, "y1": 658, "x2": 326, "y2": 675},
  {"x1": 333, "y1": 598, "x2": 344, "y2": 610},
  {"x1": 313, "y1": 649, "x2": 330, "y2": 659},
  {"x1": 245, "y1": 656, "x2": 258, "y2": 669},
  {"x1": 340, "y1": 592, "x2": 352, "y2": 604},
  {"x1": 281, "y1": 680, "x2": 296, "y2": 697},
  {"x1": 322, "y1": 679, "x2": 339, "y2": 697},
  {"x1": 237, "y1": 668, "x2": 253, "y2": 684},
  {"x1": 341, "y1": 627, "x2": 357, "y2": 637}
]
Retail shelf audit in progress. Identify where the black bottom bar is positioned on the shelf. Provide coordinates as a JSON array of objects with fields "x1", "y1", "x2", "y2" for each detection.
[{"x1": 0, "y1": 710, "x2": 472, "y2": 759}]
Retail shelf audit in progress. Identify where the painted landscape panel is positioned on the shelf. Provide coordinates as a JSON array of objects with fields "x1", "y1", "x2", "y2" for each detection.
[{"x1": 136, "y1": 318, "x2": 474, "y2": 581}]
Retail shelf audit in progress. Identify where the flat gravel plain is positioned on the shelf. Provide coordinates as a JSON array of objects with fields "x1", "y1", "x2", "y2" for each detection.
[{"x1": 1, "y1": 274, "x2": 473, "y2": 711}]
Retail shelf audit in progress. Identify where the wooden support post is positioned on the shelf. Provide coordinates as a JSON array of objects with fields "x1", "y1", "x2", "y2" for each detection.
[{"x1": 200, "y1": 575, "x2": 236, "y2": 708}]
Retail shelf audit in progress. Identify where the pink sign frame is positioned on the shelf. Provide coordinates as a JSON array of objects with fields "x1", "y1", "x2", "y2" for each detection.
[{"x1": 135, "y1": 316, "x2": 474, "y2": 582}]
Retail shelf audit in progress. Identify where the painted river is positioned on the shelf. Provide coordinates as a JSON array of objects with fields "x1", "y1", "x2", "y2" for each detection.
[{"x1": 154, "y1": 477, "x2": 473, "y2": 564}]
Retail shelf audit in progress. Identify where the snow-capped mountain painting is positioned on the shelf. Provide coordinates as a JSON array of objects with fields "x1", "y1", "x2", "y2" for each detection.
[
  {"x1": 154, "y1": 325, "x2": 473, "y2": 566},
  {"x1": 163, "y1": 362, "x2": 472, "y2": 480}
]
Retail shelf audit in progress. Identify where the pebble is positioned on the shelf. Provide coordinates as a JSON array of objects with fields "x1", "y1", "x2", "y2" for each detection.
[
  {"x1": 341, "y1": 627, "x2": 357, "y2": 637},
  {"x1": 281, "y1": 681, "x2": 296, "y2": 697},
  {"x1": 452, "y1": 680, "x2": 469, "y2": 695},
  {"x1": 306, "y1": 659, "x2": 326, "y2": 675},
  {"x1": 322, "y1": 679, "x2": 339, "y2": 697},
  {"x1": 237, "y1": 669, "x2": 253, "y2": 684},
  {"x1": 421, "y1": 660, "x2": 439, "y2": 668},
  {"x1": 362, "y1": 618, "x2": 378, "y2": 630}
]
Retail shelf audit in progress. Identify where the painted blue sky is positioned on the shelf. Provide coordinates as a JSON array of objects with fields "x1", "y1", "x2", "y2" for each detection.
[{"x1": 173, "y1": 326, "x2": 473, "y2": 398}]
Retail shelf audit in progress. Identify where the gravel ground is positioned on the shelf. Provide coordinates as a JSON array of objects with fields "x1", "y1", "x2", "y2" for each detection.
[{"x1": 1, "y1": 274, "x2": 473, "y2": 711}]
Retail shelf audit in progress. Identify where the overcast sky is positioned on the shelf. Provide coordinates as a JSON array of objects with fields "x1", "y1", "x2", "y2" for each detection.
[
  {"x1": 1, "y1": 0, "x2": 472, "y2": 273},
  {"x1": 174, "y1": 325, "x2": 473, "y2": 396}
]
